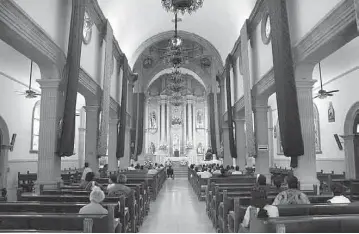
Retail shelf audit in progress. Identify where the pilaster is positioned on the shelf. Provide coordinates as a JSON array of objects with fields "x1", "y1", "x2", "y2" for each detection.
[
  {"x1": 187, "y1": 96, "x2": 194, "y2": 144},
  {"x1": 222, "y1": 126, "x2": 232, "y2": 166},
  {"x1": 293, "y1": 80, "x2": 319, "y2": 191},
  {"x1": 84, "y1": 105, "x2": 100, "y2": 172},
  {"x1": 108, "y1": 119, "x2": 119, "y2": 172},
  {"x1": 160, "y1": 97, "x2": 167, "y2": 144},
  {"x1": 36, "y1": 79, "x2": 63, "y2": 190},
  {"x1": 342, "y1": 135, "x2": 356, "y2": 179},
  {"x1": 120, "y1": 124, "x2": 131, "y2": 169},
  {"x1": 253, "y1": 99, "x2": 270, "y2": 181},
  {"x1": 97, "y1": 21, "x2": 113, "y2": 157},
  {"x1": 234, "y1": 118, "x2": 246, "y2": 171},
  {"x1": 232, "y1": 57, "x2": 239, "y2": 102}
]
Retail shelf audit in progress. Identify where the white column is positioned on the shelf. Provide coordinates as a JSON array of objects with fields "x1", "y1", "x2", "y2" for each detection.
[
  {"x1": 232, "y1": 57, "x2": 239, "y2": 102},
  {"x1": 121, "y1": 122, "x2": 131, "y2": 169},
  {"x1": 293, "y1": 80, "x2": 319, "y2": 190},
  {"x1": 36, "y1": 79, "x2": 62, "y2": 190},
  {"x1": 342, "y1": 135, "x2": 356, "y2": 179},
  {"x1": 144, "y1": 98, "x2": 149, "y2": 154},
  {"x1": 188, "y1": 97, "x2": 194, "y2": 144},
  {"x1": 0, "y1": 146, "x2": 10, "y2": 190},
  {"x1": 84, "y1": 105, "x2": 100, "y2": 172},
  {"x1": 166, "y1": 101, "x2": 170, "y2": 151},
  {"x1": 222, "y1": 126, "x2": 232, "y2": 166},
  {"x1": 160, "y1": 97, "x2": 166, "y2": 145},
  {"x1": 183, "y1": 101, "x2": 187, "y2": 152},
  {"x1": 254, "y1": 99, "x2": 270, "y2": 181},
  {"x1": 108, "y1": 118, "x2": 119, "y2": 172},
  {"x1": 234, "y1": 118, "x2": 246, "y2": 171},
  {"x1": 204, "y1": 100, "x2": 209, "y2": 151},
  {"x1": 77, "y1": 107, "x2": 86, "y2": 169}
]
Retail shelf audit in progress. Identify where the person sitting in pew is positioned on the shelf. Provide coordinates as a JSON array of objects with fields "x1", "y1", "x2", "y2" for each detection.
[
  {"x1": 256, "y1": 174, "x2": 267, "y2": 186},
  {"x1": 147, "y1": 165, "x2": 158, "y2": 174},
  {"x1": 273, "y1": 175, "x2": 283, "y2": 191},
  {"x1": 135, "y1": 163, "x2": 140, "y2": 169},
  {"x1": 328, "y1": 183, "x2": 351, "y2": 204},
  {"x1": 80, "y1": 172, "x2": 104, "y2": 191},
  {"x1": 108, "y1": 174, "x2": 133, "y2": 198},
  {"x1": 241, "y1": 187, "x2": 279, "y2": 229},
  {"x1": 272, "y1": 175, "x2": 310, "y2": 205},
  {"x1": 127, "y1": 164, "x2": 136, "y2": 171},
  {"x1": 79, "y1": 186, "x2": 108, "y2": 215},
  {"x1": 80, "y1": 162, "x2": 92, "y2": 186},
  {"x1": 107, "y1": 174, "x2": 118, "y2": 191},
  {"x1": 199, "y1": 168, "x2": 212, "y2": 179},
  {"x1": 231, "y1": 166, "x2": 243, "y2": 175}
]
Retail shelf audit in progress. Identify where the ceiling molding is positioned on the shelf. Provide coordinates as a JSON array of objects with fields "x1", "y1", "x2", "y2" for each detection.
[{"x1": 0, "y1": 0, "x2": 66, "y2": 70}]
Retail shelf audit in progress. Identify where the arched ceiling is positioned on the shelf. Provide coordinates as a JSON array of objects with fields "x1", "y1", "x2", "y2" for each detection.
[{"x1": 98, "y1": 0, "x2": 256, "y2": 67}]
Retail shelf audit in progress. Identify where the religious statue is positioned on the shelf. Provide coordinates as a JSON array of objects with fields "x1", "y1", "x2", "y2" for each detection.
[
  {"x1": 196, "y1": 109, "x2": 204, "y2": 128},
  {"x1": 328, "y1": 102, "x2": 335, "y2": 123},
  {"x1": 149, "y1": 142, "x2": 156, "y2": 155},
  {"x1": 149, "y1": 111, "x2": 157, "y2": 129},
  {"x1": 197, "y1": 143, "x2": 205, "y2": 154}
]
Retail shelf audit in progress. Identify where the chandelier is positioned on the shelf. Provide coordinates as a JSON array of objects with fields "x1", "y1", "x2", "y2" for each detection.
[
  {"x1": 161, "y1": 0, "x2": 204, "y2": 14},
  {"x1": 169, "y1": 91, "x2": 185, "y2": 106},
  {"x1": 164, "y1": 13, "x2": 184, "y2": 68}
]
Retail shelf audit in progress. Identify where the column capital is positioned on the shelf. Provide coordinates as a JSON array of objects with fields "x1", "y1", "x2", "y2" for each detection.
[
  {"x1": 37, "y1": 79, "x2": 61, "y2": 89},
  {"x1": 295, "y1": 79, "x2": 317, "y2": 89},
  {"x1": 233, "y1": 118, "x2": 245, "y2": 123},
  {"x1": 253, "y1": 98, "x2": 269, "y2": 110}
]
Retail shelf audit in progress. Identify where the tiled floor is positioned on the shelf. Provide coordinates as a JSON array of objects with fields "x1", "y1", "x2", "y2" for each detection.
[{"x1": 140, "y1": 178, "x2": 215, "y2": 233}]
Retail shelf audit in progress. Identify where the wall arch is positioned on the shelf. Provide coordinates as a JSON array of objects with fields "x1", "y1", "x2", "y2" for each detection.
[
  {"x1": 146, "y1": 67, "x2": 207, "y2": 92},
  {"x1": 131, "y1": 30, "x2": 224, "y2": 70},
  {"x1": 0, "y1": 115, "x2": 10, "y2": 190},
  {"x1": 342, "y1": 102, "x2": 359, "y2": 179}
]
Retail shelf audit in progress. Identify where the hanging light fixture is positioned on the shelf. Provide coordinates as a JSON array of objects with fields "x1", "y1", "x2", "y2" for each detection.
[
  {"x1": 164, "y1": 12, "x2": 184, "y2": 68},
  {"x1": 161, "y1": 0, "x2": 204, "y2": 15}
]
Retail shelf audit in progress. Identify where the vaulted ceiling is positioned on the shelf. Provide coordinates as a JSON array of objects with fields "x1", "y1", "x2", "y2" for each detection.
[{"x1": 98, "y1": 0, "x2": 257, "y2": 67}]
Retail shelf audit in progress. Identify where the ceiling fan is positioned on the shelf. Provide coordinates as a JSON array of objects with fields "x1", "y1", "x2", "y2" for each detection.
[
  {"x1": 314, "y1": 62, "x2": 339, "y2": 99},
  {"x1": 16, "y1": 61, "x2": 41, "y2": 99}
]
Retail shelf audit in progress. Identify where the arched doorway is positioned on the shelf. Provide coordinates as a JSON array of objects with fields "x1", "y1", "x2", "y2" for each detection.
[
  {"x1": 343, "y1": 102, "x2": 359, "y2": 179},
  {"x1": 0, "y1": 116, "x2": 10, "y2": 190}
]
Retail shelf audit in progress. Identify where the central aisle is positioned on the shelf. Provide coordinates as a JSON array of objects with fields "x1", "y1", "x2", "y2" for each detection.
[{"x1": 140, "y1": 178, "x2": 215, "y2": 233}]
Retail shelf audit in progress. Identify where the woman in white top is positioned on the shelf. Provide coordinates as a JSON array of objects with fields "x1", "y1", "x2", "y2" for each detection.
[
  {"x1": 79, "y1": 186, "x2": 108, "y2": 214},
  {"x1": 328, "y1": 183, "x2": 351, "y2": 204},
  {"x1": 241, "y1": 187, "x2": 279, "y2": 229}
]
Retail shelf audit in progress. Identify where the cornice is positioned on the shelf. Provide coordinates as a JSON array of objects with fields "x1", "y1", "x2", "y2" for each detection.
[
  {"x1": 87, "y1": 0, "x2": 106, "y2": 33},
  {"x1": 234, "y1": 96, "x2": 245, "y2": 114},
  {"x1": 293, "y1": 0, "x2": 356, "y2": 64},
  {"x1": 251, "y1": 68, "x2": 275, "y2": 98},
  {"x1": 248, "y1": 0, "x2": 266, "y2": 39},
  {"x1": 0, "y1": 0, "x2": 66, "y2": 68},
  {"x1": 110, "y1": 97, "x2": 119, "y2": 113},
  {"x1": 79, "y1": 68, "x2": 101, "y2": 96}
]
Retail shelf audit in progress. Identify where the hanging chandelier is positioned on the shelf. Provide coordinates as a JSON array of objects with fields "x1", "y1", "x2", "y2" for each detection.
[
  {"x1": 161, "y1": 0, "x2": 204, "y2": 14},
  {"x1": 169, "y1": 91, "x2": 185, "y2": 106},
  {"x1": 164, "y1": 12, "x2": 184, "y2": 68}
]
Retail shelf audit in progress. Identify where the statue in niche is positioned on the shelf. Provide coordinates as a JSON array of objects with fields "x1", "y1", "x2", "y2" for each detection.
[
  {"x1": 197, "y1": 143, "x2": 204, "y2": 154},
  {"x1": 196, "y1": 109, "x2": 204, "y2": 129},
  {"x1": 149, "y1": 111, "x2": 157, "y2": 129},
  {"x1": 149, "y1": 142, "x2": 156, "y2": 155}
]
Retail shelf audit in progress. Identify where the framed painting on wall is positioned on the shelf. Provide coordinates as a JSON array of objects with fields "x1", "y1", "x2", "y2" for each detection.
[{"x1": 328, "y1": 102, "x2": 335, "y2": 123}]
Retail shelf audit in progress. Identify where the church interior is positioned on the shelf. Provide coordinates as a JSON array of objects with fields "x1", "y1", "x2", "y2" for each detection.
[{"x1": 1, "y1": 0, "x2": 359, "y2": 232}]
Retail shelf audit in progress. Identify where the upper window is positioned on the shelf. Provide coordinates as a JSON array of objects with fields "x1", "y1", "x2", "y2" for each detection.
[{"x1": 31, "y1": 101, "x2": 40, "y2": 152}]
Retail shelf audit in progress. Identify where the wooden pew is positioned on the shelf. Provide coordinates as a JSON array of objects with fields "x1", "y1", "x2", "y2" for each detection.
[
  {"x1": 0, "y1": 202, "x2": 121, "y2": 232},
  {"x1": 17, "y1": 194, "x2": 132, "y2": 232},
  {"x1": 0, "y1": 213, "x2": 110, "y2": 232},
  {"x1": 250, "y1": 212, "x2": 359, "y2": 233}
]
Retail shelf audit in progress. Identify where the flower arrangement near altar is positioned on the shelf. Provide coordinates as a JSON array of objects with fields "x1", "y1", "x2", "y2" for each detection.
[
  {"x1": 159, "y1": 144, "x2": 168, "y2": 151},
  {"x1": 180, "y1": 159, "x2": 188, "y2": 166}
]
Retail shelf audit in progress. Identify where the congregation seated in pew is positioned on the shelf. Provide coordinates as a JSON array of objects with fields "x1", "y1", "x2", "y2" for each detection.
[
  {"x1": 328, "y1": 183, "x2": 351, "y2": 204},
  {"x1": 272, "y1": 175, "x2": 311, "y2": 205},
  {"x1": 241, "y1": 186, "x2": 279, "y2": 229},
  {"x1": 79, "y1": 186, "x2": 108, "y2": 215},
  {"x1": 107, "y1": 174, "x2": 133, "y2": 198},
  {"x1": 80, "y1": 172, "x2": 104, "y2": 191}
]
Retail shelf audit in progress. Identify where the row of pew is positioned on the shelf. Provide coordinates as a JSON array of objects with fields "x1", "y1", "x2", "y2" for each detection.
[
  {"x1": 2, "y1": 168, "x2": 167, "y2": 232},
  {"x1": 188, "y1": 167, "x2": 359, "y2": 233}
]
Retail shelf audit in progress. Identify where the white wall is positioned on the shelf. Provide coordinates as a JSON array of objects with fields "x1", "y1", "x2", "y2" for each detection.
[
  {"x1": 13, "y1": 0, "x2": 72, "y2": 54},
  {"x1": 287, "y1": 0, "x2": 342, "y2": 46}
]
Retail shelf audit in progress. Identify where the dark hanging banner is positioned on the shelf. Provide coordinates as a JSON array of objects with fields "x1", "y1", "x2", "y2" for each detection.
[
  {"x1": 116, "y1": 63, "x2": 128, "y2": 159},
  {"x1": 135, "y1": 93, "x2": 145, "y2": 159},
  {"x1": 268, "y1": 0, "x2": 304, "y2": 167},
  {"x1": 208, "y1": 93, "x2": 217, "y2": 155},
  {"x1": 58, "y1": 0, "x2": 86, "y2": 157},
  {"x1": 226, "y1": 57, "x2": 237, "y2": 159}
]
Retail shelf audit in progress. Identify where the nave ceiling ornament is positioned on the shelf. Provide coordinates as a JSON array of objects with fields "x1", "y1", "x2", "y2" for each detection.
[{"x1": 161, "y1": 0, "x2": 204, "y2": 15}]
